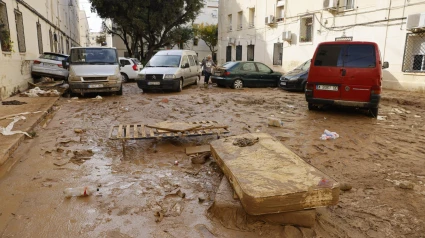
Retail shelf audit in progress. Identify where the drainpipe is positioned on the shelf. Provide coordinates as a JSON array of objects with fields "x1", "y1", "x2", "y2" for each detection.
[
  {"x1": 400, "y1": 0, "x2": 408, "y2": 30},
  {"x1": 382, "y1": 0, "x2": 392, "y2": 62}
]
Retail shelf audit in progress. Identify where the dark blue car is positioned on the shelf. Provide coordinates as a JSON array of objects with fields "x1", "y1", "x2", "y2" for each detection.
[{"x1": 279, "y1": 59, "x2": 311, "y2": 92}]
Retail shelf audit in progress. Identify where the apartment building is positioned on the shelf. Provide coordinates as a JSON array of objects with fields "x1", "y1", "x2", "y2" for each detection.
[
  {"x1": 218, "y1": 0, "x2": 425, "y2": 92},
  {"x1": 79, "y1": 10, "x2": 90, "y2": 47},
  {"x1": 0, "y1": 0, "x2": 81, "y2": 99}
]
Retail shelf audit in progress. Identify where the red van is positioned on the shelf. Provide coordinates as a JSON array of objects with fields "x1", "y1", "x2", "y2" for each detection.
[{"x1": 305, "y1": 41, "x2": 389, "y2": 117}]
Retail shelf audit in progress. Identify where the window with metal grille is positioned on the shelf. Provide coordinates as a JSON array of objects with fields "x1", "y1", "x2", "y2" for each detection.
[
  {"x1": 49, "y1": 30, "x2": 53, "y2": 52},
  {"x1": 402, "y1": 32, "x2": 425, "y2": 72},
  {"x1": 36, "y1": 22, "x2": 43, "y2": 54},
  {"x1": 14, "y1": 10, "x2": 26, "y2": 53},
  {"x1": 247, "y1": 44, "x2": 254, "y2": 61},
  {"x1": 273, "y1": 43, "x2": 283, "y2": 65},
  {"x1": 0, "y1": 1, "x2": 12, "y2": 52},
  {"x1": 343, "y1": 0, "x2": 355, "y2": 11},
  {"x1": 236, "y1": 45, "x2": 242, "y2": 61},
  {"x1": 226, "y1": 46, "x2": 232, "y2": 62},
  {"x1": 300, "y1": 16, "x2": 313, "y2": 43}
]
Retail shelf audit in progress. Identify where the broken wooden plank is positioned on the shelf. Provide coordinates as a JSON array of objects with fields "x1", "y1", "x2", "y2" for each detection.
[
  {"x1": 126, "y1": 125, "x2": 131, "y2": 138},
  {"x1": 145, "y1": 121, "x2": 202, "y2": 132},
  {"x1": 141, "y1": 125, "x2": 146, "y2": 138},
  {"x1": 134, "y1": 124, "x2": 138, "y2": 138},
  {"x1": 210, "y1": 133, "x2": 339, "y2": 215},
  {"x1": 149, "y1": 128, "x2": 155, "y2": 137},
  {"x1": 185, "y1": 145, "x2": 211, "y2": 155},
  {"x1": 118, "y1": 125, "x2": 123, "y2": 138}
]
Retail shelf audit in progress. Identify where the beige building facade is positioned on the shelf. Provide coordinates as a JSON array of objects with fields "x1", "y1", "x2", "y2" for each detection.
[
  {"x1": 218, "y1": 0, "x2": 425, "y2": 92},
  {"x1": 79, "y1": 10, "x2": 90, "y2": 47},
  {"x1": 0, "y1": 0, "x2": 81, "y2": 99}
]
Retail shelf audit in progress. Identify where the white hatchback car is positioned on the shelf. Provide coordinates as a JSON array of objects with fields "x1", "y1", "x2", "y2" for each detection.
[
  {"x1": 119, "y1": 57, "x2": 143, "y2": 82},
  {"x1": 31, "y1": 52, "x2": 69, "y2": 81}
]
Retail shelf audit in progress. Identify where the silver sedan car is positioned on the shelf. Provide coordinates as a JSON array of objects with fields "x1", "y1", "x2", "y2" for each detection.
[{"x1": 31, "y1": 52, "x2": 69, "y2": 81}]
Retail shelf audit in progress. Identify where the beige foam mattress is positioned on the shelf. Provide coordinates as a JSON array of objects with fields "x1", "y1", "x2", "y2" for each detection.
[{"x1": 210, "y1": 133, "x2": 339, "y2": 215}]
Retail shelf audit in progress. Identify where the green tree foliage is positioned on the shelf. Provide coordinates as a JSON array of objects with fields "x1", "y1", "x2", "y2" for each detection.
[
  {"x1": 89, "y1": 0, "x2": 204, "y2": 60},
  {"x1": 95, "y1": 34, "x2": 107, "y2": 46},
  {"x1": 193, "y1": 23, "x2": 218, "y2": 55}
]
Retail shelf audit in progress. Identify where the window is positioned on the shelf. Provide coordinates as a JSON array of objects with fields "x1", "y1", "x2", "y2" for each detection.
[
  {"x1": 194, "y1": 55, "x2": 199, "y2": 65},
  {"x1": 300, "y1": 16, "x2": 313, "y2": 43},
  {"x1": 36, "y1": 22, "x2": 43, "y2": 54},
  {"x1": 181, "y1": 56, "x2": 189, "y2": 67},
  {"x1": 342, "y1": 0, "x2": 355, "y2": 11},
  {"x1": 249, "y1": 8, "x2": 255, "y2": 28},
  {"x1": 256, "y1": 63, "x2": 272, "y2": 73},
  {"x1": 247, "y1": 44, "x2": 254, "y2": 61},
  {"x1": 273, "y1": 43, "x2": 283, "y2": 65},
  {"x1": 314, "y1": 44, "x2": 344, "y2": 67},
  {"x1": 212, "y1": 10, "x2": 217, "y2": 18},
  {"x1": 39, "y1": 53, "x2": 67, "y2": 61},
  {"x1": 403, "y1": 32, "x2": 425, "y2": 72},
  {"x1": 345, "y1": 45, "x2": 375, "y2": 68},
  {"x1": 49, "y1": 30, "x2": 53, "y2": 52},
  {"x1": 0, "y1": 2, "x2": 12, "y2": 52},
  {"x1": 14, "y1": 10, "x2": 25, "y2": 52},
  {"x1": 240, "y1": 62, "x2": 256, "y2": 72},
  {"x1": 188, "y1": 55, "x2": 196, "y2": 66},
  {"x1": 120, "y1": 59, "x2": 131, "y2": 66},
  {"x1": 237, "y1": 11, "x2": 243, "y2": 30},
  {"x1": 228, "y1": 14, "x2": 232, "y2": 31},
  {"x1": 236, "y1": 45, "x2": 242, "y2": 61},
  {"x1": 226, "y1": 45, "x2": 232, "y2": 62}
]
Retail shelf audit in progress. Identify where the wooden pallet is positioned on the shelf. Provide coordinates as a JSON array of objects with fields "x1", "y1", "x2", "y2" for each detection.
[{"x1": 109, "y1": 121, "x2": 230, "y2": 140}]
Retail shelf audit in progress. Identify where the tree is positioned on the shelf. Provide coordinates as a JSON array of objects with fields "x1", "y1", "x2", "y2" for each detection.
[
  {"x1": 89, "y1": 0, "x2": 204, "y2": 60},
  {"x1": 168, "y1": 26, "x2": 194, "y2": 49},
  {"x1": 193, "y1": 23, "x2": 218, "y2": 56},
  {"x1": 95, "y1": 34, "x2": 107, "y2": 46}
]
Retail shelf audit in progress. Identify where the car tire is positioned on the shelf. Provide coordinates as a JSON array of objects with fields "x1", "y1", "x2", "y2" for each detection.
[
  {"x1": 176, "y1": 79, "x2": 183, "y2": 92},
  {"x1": 194, "y1": 76, "x2": 200, "y2": 86},
  {"x1": 116, "y1": 84, "x2": 123, "y2": 96},
  {"x1": 303, "y1": 82, "x2": 307, "y2": 92},
  {"x1": 121, "y1": 73, "x2": 129, "y2": 83},
  {"x1": 368, "y1": 107, "x2": 378, "y2": 118},
  {"x1": 232, "y1": 79, "x2": 243, "y2": 89},
  {"x1": 308, "y1": 103, "x2": 316, "y2": 111}
]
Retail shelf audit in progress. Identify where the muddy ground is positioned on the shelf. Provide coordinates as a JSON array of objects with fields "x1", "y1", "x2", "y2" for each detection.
[{"x1": 0, "y1": 81, "x2": 424, "y2": 238}]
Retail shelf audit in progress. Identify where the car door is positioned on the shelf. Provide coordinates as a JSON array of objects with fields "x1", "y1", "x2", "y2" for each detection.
[
  {"x1": 238, "y1": 62, "x2": 260, "y2": 87},
  {"x1": 311, "y1": 44, "x2": 345, "y2": 100},
  {"x1": 188, "y1": 55, "x2": 197, "y2": 83},
  {"x1": 255, "y1": 62, "x2": 279, "y2": 87},
  {"x1": 120, "y1": 59, "x2": 131, "y2": 75},
  {"x1": 340, "y1": 44, "x2": 376, "y2": 102},
  {"x1": 180, "y1": 55, "x2": 191, "y2": 86}
]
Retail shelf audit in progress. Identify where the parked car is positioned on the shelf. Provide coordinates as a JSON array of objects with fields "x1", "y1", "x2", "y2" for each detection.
[
  {"x1": 63, "y1": 47, "x2": 123, "y2": 95},
  {"x1": 119, "y1": 57, "x2": 143, "y2": 82},
  {"x1": 31, "y1": 52, "x2": 69, "y2": 81},
  {"x1": 305, "y1": 41, "x2": 389, "y2": 117},
  {"x1": 211, "y1": 61, "x2": 282, "y2": 89},
  {"x1": 279, "y1": 59, "x2": 311, "y2": 91},
  {"x1": 136, "y1": 50, "x2": 201, "y2": 92}
]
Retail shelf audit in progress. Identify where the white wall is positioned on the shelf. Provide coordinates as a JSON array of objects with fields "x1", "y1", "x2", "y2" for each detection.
[
  {"x1": 218, "y1": 0, "x2": 425, "y2": 92},
  {"x1": 79, "y1": 10, "x2": 90, "y2": 47},
  {"x1": 0, "y1": 0, "x2": 81, "y2": 99}
]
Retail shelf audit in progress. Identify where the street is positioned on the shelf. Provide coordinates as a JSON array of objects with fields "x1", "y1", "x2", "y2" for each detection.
[{"x1": 0, "y1": 82, "x2": 424, "y2": 238}]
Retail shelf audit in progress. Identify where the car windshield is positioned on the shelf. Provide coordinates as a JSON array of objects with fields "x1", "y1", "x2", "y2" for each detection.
[
  {"x1": 146, "y1": 55, "x2": 181, "y2": 67},
  {"x1": 69, "y1": 48, "x2": 118, "y2": 65},
  {"x1": 40, "y1": 53, "x2": 67, "y2": 61},
  {"x1": 295, "y1": 60, "x2": 311, "y2": 71}
]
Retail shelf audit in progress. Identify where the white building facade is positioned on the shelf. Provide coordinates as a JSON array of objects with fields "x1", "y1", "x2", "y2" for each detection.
[
  {"x1": 79, "y1": 10, "x2": 90, "y2": 47},
  {"x1": 0, "y1": 0, "x2": 81, "y2": 99},
  {"x1": 218, "y1": 0, "x2": 425, "y2": 92}
]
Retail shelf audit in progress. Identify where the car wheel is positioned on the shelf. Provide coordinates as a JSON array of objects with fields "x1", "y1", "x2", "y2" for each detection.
[
  {"x1": 195, "y1": 76, "x2": 200, "y2": 86},
  {"x1": 308, "y1": 103, "x2": 316, "y2": 111},
  {"x1": 303, "y1": 82, "x2": 307, "y2": 92},
  {"x1": 116, "y1": 84, "x2": 123, "y2": 95},
  {"x1": 176, "y1": 79, "x2": 183, "y2": 92},
  {"x1": 121, "y1": 73, "x2": 129, "y2": 83},
  {"x1": 368, "y1": 107, "x2": 378, "y2": 118},
  {"x1": 232, "y1": 79, "x2": 243, "y2": 89}
]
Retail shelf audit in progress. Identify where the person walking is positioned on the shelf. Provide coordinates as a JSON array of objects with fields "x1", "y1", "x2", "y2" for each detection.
[{"x1": 201, "y1": 55, "x2": 216, "y2": 84}]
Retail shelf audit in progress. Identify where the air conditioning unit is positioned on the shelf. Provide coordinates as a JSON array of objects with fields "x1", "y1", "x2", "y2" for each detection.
[
  {"x1": 323, "y1": 0, "x2": 337, "y2": 10},
  {"x1": 407, "y1": 13, "x2": 425, "y2": 31},
  {"x1": 265, "y1": 15, "x2": 275, "y2": 25},
  {"x1": 282, "y1": 31, "x2": 292, "y2": 41}
]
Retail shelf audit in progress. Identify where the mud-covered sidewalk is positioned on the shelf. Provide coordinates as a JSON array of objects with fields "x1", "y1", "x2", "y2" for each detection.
[{"x1": 0, "y1": 83, "x2": 424, "y2": 237}]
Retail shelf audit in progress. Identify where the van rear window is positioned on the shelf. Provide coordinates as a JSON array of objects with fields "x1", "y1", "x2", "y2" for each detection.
[{"x1": 314, "y1": 44, "x2": 376, "y2": 68}]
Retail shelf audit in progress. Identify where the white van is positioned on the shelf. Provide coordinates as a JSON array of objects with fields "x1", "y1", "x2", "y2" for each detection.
[
  {"x1": 136, "y1": 50, "x2": 201, "y2": 92},
  {"x1": 64, "y1": 47, "x2": 123, "y2": 95}
]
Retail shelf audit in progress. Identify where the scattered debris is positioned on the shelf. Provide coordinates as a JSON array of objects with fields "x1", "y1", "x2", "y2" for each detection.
[
  {"x1": 377, "y1": 116, "x2": 387, "y2": 121},
  {"x1": 185, "y1": 145, "x2": 210, "y2": 155},
  {"x1": 174, "y1": 160, "x2": 179, "y2": 166},
  {"x1": 191, "y1": 152, "x2": 211, "y2": 164},
  {"x1": 0, "y1": 116, "x2": 31, "y2": 137},
  {"x1": 399, "y1": 181, "x2": 414, "y2": 190},
  {"x1": 71, "y1": 97, "x2": 79, "y2": 100},
  {"x1": 198, "y1": 195, "x2": 206, "y2": 203},
  {"x1": 161, "y1": 98, "x2": 169, "y2": 103},
  {"x1": 414, "y1": 115, "x2": 421, "y2": 118},
  {"x1": 340, "y1": 183, "x2": 353, "y2": 191},
  {"x1": 92, "y1": 95, "x2": 103, "y2": 100},
  {"x1": 2, "y1": 100, "x2": 27, "y2": 105},
  {"x1": 0, "y1": 111, "x2": 43, "y2": 121},
  {"x1": 317, "y1": 178, "x2": 334, "y2": 188},
  {"x1": 320, "y1": 129, "x2": 339, "y2": 140},
  {"x1": 21, "y1": 87, "x2": 60, "y2": 97},
  {"x1": 268, "y1": 117, "x2": 283, "y2": 127},
  {"x1": 63, "y1": 186, "x2": 99, "y2": 198},
  {"x1": 232, "y1": 137, "x2": 259, "y2": 147},
  {"x1": 155, "y1": 211, "x2": 164, "y2": 222},
  {"x1": 74, "y1": 128, "x2": 85, "y2": 134}
]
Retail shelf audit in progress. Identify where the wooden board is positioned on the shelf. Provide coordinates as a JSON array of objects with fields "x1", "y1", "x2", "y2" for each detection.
[
  {"x1": 185, "y1": 145, "x2": 211, "y2": 155},
  {"x1": 146, "y1": 121, "x2": 202, "y2": 132},
  {"x1": 210, "y1": 133, "x2": 339, "y2": 215}
]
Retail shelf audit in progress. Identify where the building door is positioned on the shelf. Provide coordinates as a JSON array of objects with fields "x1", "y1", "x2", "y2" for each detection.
[
  {"x1": 236, "y1": 45, "x2": 242, "y2": 61},
  {"x1": 273, "y1": 43, "x2": 283, "y2": 65},
  {"x1": 247, "y1": 45, "x2": 254, "y2": 61},
  {"x1": 226, "y1": 46, "x2": 232, "y2": 62}
]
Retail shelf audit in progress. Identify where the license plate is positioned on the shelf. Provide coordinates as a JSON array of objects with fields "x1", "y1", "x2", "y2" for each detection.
[
  {"x1": 88, "y1": 84, "x2": 103, "y2": 88},
  {"x1": 148, "y1": 82, "x2": 160, "y2": 85},
  {"x1": 280, "y1": 82, "x2": 287, "y2": 86},
  {"x1": 316, "y1": 85, "x2": 338, "y2": 91},
  {"x1": 215, "y1": 72, "x2": 221, "y2": 76}
]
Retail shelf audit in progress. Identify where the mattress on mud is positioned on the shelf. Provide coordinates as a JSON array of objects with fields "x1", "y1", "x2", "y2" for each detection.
[{"x1": 210, "y1": 133, "x2": 339, "y2": 215}]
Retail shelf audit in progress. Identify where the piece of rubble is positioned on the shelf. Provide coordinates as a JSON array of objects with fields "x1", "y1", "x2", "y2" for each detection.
[{"x1": 191, "y1": 152, "x2": 211, "y2": 164}]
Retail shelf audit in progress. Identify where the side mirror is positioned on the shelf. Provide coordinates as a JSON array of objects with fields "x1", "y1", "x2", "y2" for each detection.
[
  {"x1": 62, "y1": 60, "x2": 69, "y2": 69},
  {"x1": 382, "y1": 61, "x2": 389, "y2": 69}
]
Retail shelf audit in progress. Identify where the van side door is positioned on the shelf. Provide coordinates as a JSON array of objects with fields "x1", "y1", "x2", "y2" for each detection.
[
  {"x1": 180, "y1": 55, "x2": 191, "y2": 86},
  {"x1": 311, "y1": 44, "x2": 345, "y2": 100},
  {"x1": 188, "y1": 55, "x2": 197, "y2": 84},
  {"x1": 340, "y1": 44, "x2": 377, "y2": 102}
]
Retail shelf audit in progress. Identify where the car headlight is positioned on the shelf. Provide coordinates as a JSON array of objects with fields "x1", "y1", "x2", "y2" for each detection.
[
  {"x1": 163, "y1": 74, "x2": 176, "y2": 80},
  {"x1": 289, "y1": 77, "x2": 300, "y2": 81},
  {"x1": 139, "y1": 74, "x2": 146, "y2": 80}
]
